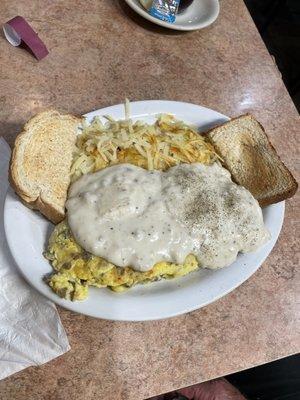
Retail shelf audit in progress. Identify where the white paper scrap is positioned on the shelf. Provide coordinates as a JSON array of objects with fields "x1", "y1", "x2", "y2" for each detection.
[{"x1": 0, "y1": 137, "x2": 70, "y2": 380}]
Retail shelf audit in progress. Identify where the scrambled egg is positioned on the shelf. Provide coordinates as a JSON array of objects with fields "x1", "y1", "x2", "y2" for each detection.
[{"x1": 45, "y1": 221, "x2": 200, "y2": 301}]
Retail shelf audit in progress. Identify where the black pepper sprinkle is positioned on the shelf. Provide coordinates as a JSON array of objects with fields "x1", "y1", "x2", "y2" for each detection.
[{"x1": 110, "y1": 227, "x2": 113, "y2": 230}]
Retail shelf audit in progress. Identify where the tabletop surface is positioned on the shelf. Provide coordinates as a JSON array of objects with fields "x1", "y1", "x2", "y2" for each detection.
[{"x1": 0, "y1": 0, "x2": 299, "y2": 399}]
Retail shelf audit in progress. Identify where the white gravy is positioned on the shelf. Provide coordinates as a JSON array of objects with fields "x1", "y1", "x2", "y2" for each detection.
[{"x1": 66, "y1": 163, "x2": 270, "y2": 271}]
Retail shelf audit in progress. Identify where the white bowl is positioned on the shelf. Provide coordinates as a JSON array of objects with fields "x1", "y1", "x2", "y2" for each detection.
[{"x1": 124, "y1": 0, "x2": 220, "y2": 31}]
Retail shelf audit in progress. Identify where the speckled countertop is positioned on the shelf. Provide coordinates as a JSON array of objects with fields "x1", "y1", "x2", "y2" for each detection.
[{"x1": 0, "y1": 0, "x2": 299, "y2": 399}]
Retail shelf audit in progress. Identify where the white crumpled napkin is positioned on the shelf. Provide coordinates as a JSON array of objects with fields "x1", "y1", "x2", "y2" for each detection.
[{"x1": 0, "y1": 137, "x2": 70, "y2": 380}]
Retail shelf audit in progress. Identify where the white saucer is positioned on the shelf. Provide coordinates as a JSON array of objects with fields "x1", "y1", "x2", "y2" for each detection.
[{"x1": 124, "y1": 0, "x2": 220, "y2": 31}]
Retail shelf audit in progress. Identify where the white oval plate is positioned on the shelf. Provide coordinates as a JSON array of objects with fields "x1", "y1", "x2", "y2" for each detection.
[
  {"x1": 4, "y1": 100, "x2": 285, "y2": 321},
  {"x1": 124, "y1": 0, "x2": 220, "y2": 31}
]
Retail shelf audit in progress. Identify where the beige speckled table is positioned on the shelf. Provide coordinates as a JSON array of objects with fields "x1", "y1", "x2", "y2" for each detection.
[{"x1": 0, "y1": 1, "x2": 299, "y2": 399}]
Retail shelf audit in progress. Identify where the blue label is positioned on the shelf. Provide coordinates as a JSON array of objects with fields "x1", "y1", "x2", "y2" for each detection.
[{"x1": 149, "y1": 0, "x2": 180, "y2": 23}]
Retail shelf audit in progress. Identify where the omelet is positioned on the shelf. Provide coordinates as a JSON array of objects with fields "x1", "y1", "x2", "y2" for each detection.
[{"x1": 44, "y1": 221, "x2": 200, "y2": 301}]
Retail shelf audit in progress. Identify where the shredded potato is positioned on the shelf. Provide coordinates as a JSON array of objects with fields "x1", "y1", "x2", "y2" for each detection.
[{"x1": 71, "y1": 111, "x2": 219, "y2": 181}]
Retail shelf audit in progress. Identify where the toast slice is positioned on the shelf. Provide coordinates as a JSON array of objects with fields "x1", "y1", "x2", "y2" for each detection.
[
  {"x1": 206, "y1": 114, "x2": 298, "y2": 207},
  {"x1": 10, "y1": 109, "x2": 83, "y2": 223}
]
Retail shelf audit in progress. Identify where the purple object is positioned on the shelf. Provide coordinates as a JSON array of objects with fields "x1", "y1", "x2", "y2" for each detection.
[{"x1": 3, "y1": 16, "x2": 49, "y2": 60}]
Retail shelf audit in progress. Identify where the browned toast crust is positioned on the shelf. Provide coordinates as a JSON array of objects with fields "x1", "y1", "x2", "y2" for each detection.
[
  {"x1": 9, "y1": 109, "x2": 83, "y2": 223},
  {"x1": 206, "y1": 114, "x2": 298, "y2": 207}
]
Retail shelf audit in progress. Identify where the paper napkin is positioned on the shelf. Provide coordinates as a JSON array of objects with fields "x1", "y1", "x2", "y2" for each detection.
[{"x1": 0, "y1": 137, "x2": 70, "y2": 380}]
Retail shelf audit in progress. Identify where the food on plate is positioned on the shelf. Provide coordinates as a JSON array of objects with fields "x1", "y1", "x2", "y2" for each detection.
[
  {"x1": 9, "y1": 110, "x2": 83, "y2": 223},
  {"x1": 206, "y1": 114, "x2": 298, "y2": 207},
  {"x1": 42, "y1": 113, "x2": 221, "y2": 300},
  {"x1": 9, "y1": 106, "x2": 298, "y2": 301},
  {"x1": 45, "y1": 221, "x2": 199, "y2": 300},
  {"x1": 68, "y1": 163, "x2": 269, "y2": 270},
  {"x1": 45, "y1": 162, "x2": 269, "y2": 300},
  {"x1": 70, "y1": 112, "x2": 218, "y2": 181}
]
